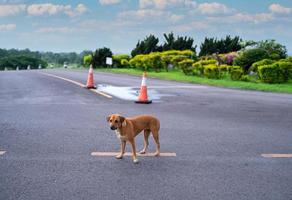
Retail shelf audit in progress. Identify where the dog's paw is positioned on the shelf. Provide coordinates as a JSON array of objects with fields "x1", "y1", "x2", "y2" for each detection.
[
  {"x1": 133, "y1": 158, "x2": 139, "y2": 164},
  {"x1": 138, "y1": 150, "x2": 146, "y2": 154},
  {"x1": 115, "y1": 154, "x2": 123, "y2": 159},
  {"x1": 154, "y1": 152, "x2": 160, "y2": 157}
]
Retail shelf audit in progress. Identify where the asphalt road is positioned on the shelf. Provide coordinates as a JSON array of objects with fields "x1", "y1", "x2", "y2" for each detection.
[{"x1": 1, "y1": 69, "x2": 292, "y2": 200}]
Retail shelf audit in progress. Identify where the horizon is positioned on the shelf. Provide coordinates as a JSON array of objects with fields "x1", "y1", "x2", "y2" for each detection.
[{"x1": 0, "y1": 0, "x2": 292, "y2": 55}]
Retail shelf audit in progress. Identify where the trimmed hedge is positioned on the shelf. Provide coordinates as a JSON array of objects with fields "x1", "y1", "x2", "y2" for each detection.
[
  {"x1": 258, "y1": 63, "x2": 288, "y2": 83},
  {"x1": 178, "y1": 59, "x2": 194, "y2": 75},
  {"x1": 230, "y1": 66, "x2": 244, "y2": 81},
  {"x1": 128, "y1": 50, "x2": 196, "y2": 71},
  {"x1": 250, "y1": 59, "x2": 275, "y2": 73},
  {"x1": 203, "y1": 64, "x2": 220, "y2": 79},
  {"x1": 113, "y1": 54, "x2": 131, "y2": 68}
]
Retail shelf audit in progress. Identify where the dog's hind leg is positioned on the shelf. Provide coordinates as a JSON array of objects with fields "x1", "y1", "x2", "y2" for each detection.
[
  {"x1": 152, "y1": 130, "x2": 160, "y2": 156},
  {"x1": 139, "y1": 130, "x2": 150, "y2": 154}
]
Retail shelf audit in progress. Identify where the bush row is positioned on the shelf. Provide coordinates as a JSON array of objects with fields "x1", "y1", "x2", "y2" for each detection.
[{"x1": 128, "y1": 50, "x2": 196, "y2": 71}]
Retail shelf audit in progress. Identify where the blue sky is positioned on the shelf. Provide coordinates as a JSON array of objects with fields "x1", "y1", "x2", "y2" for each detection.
[{"x1": 0, "y1": 0, "x2": 292, "y2": 54}]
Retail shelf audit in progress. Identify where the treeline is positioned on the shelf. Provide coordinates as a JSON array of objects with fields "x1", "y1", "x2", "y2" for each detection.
[
  {"x1": 0, "y1": 48, "x2": 93, "y2": 70},
  {"x1": 131, "y1": 33, "x2": 243, "y2": 57}
]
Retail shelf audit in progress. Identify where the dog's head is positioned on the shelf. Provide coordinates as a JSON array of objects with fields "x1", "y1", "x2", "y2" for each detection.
[{"x1": 106, "y1": 114, "x2": 126, "y2": 130}]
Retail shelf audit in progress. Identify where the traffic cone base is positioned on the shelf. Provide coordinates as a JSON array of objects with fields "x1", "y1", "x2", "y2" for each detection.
[{"x1": 135, "y1": 100, "x2": 152, "y2": 104}]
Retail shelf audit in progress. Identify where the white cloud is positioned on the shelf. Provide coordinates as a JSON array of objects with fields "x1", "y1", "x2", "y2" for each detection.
[
  {"x1": 0, "y1": 23, "x2": 16, "y2": 31},
  {"x1": 169, "y1": 14, "x2": 184, "y2": 23},
  {"x1": 99, "y1": 0, "x2": 121, "y2": 5},
  {"x1": 197, "y1": 2, "x2": 233, "y2": 14},
  {"x1": 269, "y1": 3, "x2": 291, "y2": 14},
  {"x1": 207, "y1": 12, "x2": 274, "y2": 24},
  {"x1": 27, "y1": 3, "x2": 87, "y2": 17},
  {"x1": 76, "y1": 4, "x2": 87, "y2": 13},
  {"x1": 36, "y1": 27, "x2": 74, "y2": 34},
  {"x1": 118, "y1": 9, "x2": 167, "y2": 19},
  {"x1": 139, "y1": 0, "x2": 197, "y2": 9},
  {"x1": 0, "y1": 4, "x2": 26, "y2": 17}
]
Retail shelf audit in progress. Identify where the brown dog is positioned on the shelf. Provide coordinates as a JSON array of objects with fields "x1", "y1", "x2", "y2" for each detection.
[{"x1": 106, "y1": 114, "x2": 160, "y2": 163}]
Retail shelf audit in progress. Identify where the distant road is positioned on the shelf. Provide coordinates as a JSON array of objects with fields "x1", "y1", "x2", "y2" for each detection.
[{"x1": 1, "y1": 69, "x2": 292, "y2": 200}]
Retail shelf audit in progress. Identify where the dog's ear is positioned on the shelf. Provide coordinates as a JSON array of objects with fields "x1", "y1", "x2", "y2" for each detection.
[
  {"x1": 119, "y1": 116, "x2": 127, "y2": 127},
  {"x1": 119, "y1": 116, "x2": 125, "y2": 123},
  {"x1": 106, "y1": 115, "x2": 111, "y2": 122}
]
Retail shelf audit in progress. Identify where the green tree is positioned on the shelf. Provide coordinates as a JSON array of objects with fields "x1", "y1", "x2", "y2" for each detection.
[
  {"x1": 131, "y1": 34, "x2": 160, "y2": 57},
  {"x1": 162, "y1": 32, "x2": 196, "y2": 52},
  {"x1": 199, "y1": 35, "x2": 242, "y2": 56},
  {"x1": 92, "y1": 47, "x2": 113, "y2": 68}
]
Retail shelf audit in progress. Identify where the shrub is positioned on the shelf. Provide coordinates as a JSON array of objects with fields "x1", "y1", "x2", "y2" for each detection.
[
  {"x1": 178, "y1": 59, "x2": 194, "y2": 75},
  {"x1": 113, "y1": 54, "x2": 130, "y2": 68},
  {"x1": 233, "y1": 48, "x2": 269, "y2": 72},
  {"x1": 203, "y1": 64, "x2": 220, "y2": 79},
  {"x1": 230, "y1": 66, "x2": 244, "y2": 81},
  {"x1": 192, "y1": 62, "x2": 203, "y2": 76},
  {"x1": 258, "y1": 63, "x2": 288, "y2": 83},
  {"x1": 121, "y1": 59, "x2": 129, "y2": 66},
  {"x1": 276, "y1": 61, "x2": 292, "y2": 80},
  {"x1": 171, "y1": 55, "x2": 188, "y2": 68},
  {"x1": 83, "y1": 54, "x2": 92, "y2": 67},
  {"x1": 129, "y1": 55, "x2": 146, "y2": 70},
  {"x1": 250, "y1": 59, "x2": 275, "y2": 73},
  {"x1": 218, "y1": 64, "x2": 230, "y2": 72}
]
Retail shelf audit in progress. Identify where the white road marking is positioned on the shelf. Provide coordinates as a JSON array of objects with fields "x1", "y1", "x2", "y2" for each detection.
[
  {"x1": 40, "y1": 72, "x2": 112, "y2": 99},
  {"x1": 91, "y1": 152, "x2": 176, "y2": 157},
  {"x1": 0, "y1": 151, "x2": 6, "y2": 156},
  {"x1": 261, "y1": 154, "x2": 292, "y2": 158}
]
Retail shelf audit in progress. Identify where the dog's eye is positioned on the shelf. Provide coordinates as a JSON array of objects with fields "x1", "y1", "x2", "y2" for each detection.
[
  {"x1": 109, "y1": 120, "x2": 112, "y2": 122},
  {"x1": 115, "y1": 120, "x2": 118, "y2": 123}
]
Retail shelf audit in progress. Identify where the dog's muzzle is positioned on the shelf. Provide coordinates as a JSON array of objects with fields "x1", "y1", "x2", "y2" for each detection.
[{"x1": 110, "y1": 126, "x2": 117, "y2": 130}]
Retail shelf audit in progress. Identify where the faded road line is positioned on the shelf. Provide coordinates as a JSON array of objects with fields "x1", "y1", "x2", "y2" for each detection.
[
  {"x1": 0, "y1": 151, "x2": 6, "y2": 156},
  {"x1": 91, "y1": 152, "x2": 176, "y2": 157},
  {"x1": 261, "y1": 154, "x2": 292, "y2": 158},
  {"x1": 40, "y1": 72, "x2": 112, "y2": 99}
]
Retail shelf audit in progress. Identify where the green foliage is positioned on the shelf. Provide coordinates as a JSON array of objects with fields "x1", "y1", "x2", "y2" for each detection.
[
  {"x1": 128, "y1": 50, "x2": 196, "y2": 71},
  {"x1": 258, "y1": 63, "x2": 288, "y2": 83},
  {"x1": 0, "y1": 56, "x2": 48, "y2": 70},
  {"x1": 250, "y1": 59, "x2": 275, "y2": 73},
  {"x1": 112, "y1": 54, "x2": 131, "y2": 68},
  {"x1": 129, "y1": 55, "x2": 146, "y2": 70},
  {"x1": 192, "y1": 59, "x2": 217, "y2": 76},
  {"x1": 131, "y1": 33, "x2": 197, "y2": 57},
  {"x1": 233, "y1": 48, "x2": 269, "y2": 72},
  {"x1": 121, "y1": 59, "x2": 129, "y2": 67},
  {"x1": 131, "y1": 34, "x2": 160, "y2": 57},
  {"x1": 230, "y1": 66, "x2": 244, "y2": 81},
  {"x1": 178, "y1": 59, "x2": 194, "y2": 75},
  {"x1": 83, "y1": 54, "x2": 92, "y2": 66},
  {"x1": 199, "y1": 35, "x2": 242, "y2": 56},
  {"x1": 256, "y1": 40, "x2": 287, "y2": 59},
  {"x1": 276, "y1": 60, "x2": 292, "y2": 80},
  {"x1": 162, "y1": 32, "x2": 197, "y2": 52},
  {"x1": 171, "y1": 55, "x2": 188, "y2": 68},
  {"x1": 92, "y1": 47, "x2": 113, "y2": 68},
  {"x1": 218, "y1": 64, "x2": 230, "y2": 72},
  {"x1": 203, "y1": 64, "x2": 220, "y2": 79}
]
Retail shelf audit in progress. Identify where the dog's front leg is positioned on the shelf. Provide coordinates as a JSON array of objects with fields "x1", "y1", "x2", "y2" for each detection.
[
  {"x1": 129, "y1": 139, "x2": 139, "y2": 164},
  {"x1": 116, "y1": 140, "x2": 126, "y2": 159}
]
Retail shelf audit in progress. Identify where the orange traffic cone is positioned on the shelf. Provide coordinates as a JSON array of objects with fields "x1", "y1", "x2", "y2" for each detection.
[
  {"x1": 86, "y1": 65, "x2": 96, "y2": 89},
  {"x1": 135, "y1": 72, "x2": 152, "y2": 104}
]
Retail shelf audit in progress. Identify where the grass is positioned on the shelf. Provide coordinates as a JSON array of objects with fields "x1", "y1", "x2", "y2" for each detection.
[{"x1": 94, "y1": 68, "x2": 292, "y2": 94}]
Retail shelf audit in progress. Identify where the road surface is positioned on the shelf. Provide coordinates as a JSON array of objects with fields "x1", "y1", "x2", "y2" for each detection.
[{"x1": 1, "y1": 69, "x2": 292, "y2": 200}]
